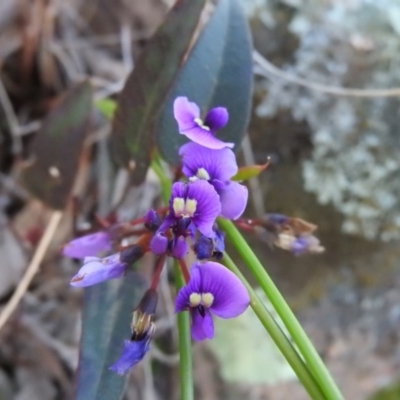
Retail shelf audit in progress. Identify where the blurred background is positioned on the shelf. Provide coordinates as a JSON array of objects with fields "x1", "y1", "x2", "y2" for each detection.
[{"x1": 1, "y1": 0, "x2": 400, "y2": 399}]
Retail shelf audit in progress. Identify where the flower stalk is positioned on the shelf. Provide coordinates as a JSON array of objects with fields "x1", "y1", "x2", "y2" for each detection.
[
  {"x1": 222, "y1": 252, "x2": 325, "y2": 400},
  {"x1": 174, "y1": 261, "x2": 194, "y2": 400},
  {"x1": 218, "y1": 217, "x2": 344, "y2": 400}
]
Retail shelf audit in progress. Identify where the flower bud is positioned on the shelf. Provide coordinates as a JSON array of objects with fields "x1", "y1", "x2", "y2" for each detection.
[{"x1": 145, "y1": 209, "x2": 162, "y2": 232}]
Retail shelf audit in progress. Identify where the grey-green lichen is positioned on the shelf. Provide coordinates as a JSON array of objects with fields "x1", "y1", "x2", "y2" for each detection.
[{"x1": 246, "y1": 0, "x2": 400, "y2": 240}]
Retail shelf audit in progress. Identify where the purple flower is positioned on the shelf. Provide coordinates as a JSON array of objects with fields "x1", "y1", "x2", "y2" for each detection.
[
  {"x1": 109, "y1": 338, "x2": 150, "y2": 375},
  {"x1": 70, "y1": 253, "x2": 127, "y2": 287},
  {"x1": 62, "y1": 231, "x2": 112, "y2": 259},
  {"x1": 174, "y1": 97, "x2": 234, "y2": 150},
  {"x1": 159, "y1": 180, "x2": 221, "y2": 238},
  {"x1": 180, "y1": 142, "x2": 248, "y2": 219},
  {"x1": 175, "y1": 262, "x2": 250, "y2": 341}
]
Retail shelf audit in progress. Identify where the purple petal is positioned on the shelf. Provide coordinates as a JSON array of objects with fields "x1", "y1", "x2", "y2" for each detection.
[
  {"x1": 218, "y1": 181, "x2": 248, "y2": 220},
  {"x1": 109, "y1": 338, "x2": 150, "y2": 375},
  {"x1": 180, "y1": 125, "x2": 234, "y2": 150},
  {"x1": 157, "y1": 214, "x2": 177, "y2": 233},
  {"x1": 191, "y1": 308, "x2": 214, "y2": 341},
  {"x1": 194, "y1": 234, "x2": 214, "y2": 260},
  {"x1": 70, "y1": 253, "x2": 126, "y2": 287},
  {"x1": 196, "y1": 262, "x2": 250, "y2": 318},
  {"x1": 62, "y1": 231, "x2": 112, "y2": 259},
  {"x1": 175, "y1": 265, "x2": 202, "y2": 312},
  {"x1": 204, "y1": 107, "x2": 229, "y2": 131},
  {"x1": 174, "y1": 97, "x2": 200, "y2": 131},
  {"x1": 171, "y1": 236, "x2": 189, "y2": 259},
  {"x1": 150, "y1": 232, "x2": 168, "y2": 255},
  {"x1": 187, "y1": 180, "x2": 221, "y2": 237},
  {"x1": 214, "y1": 228, "x2": 225, "y2": 254},
  {"x1": 170, "y1": 181, "x2": 186, "y2": 206},
  {"x1": 179, "y1": 142, "x2": 238, "y2": 181}
]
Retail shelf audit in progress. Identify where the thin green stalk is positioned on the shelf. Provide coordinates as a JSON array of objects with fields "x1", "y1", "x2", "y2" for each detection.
[
  {"x1": 174, "y1": 261, "x2": 194, "y2": 400},
  {"x1": 151, "y1": 156, "x2": 171, "y2": 203},
  {"x1": 218, "y1": 218, "x2": 344, "y2": 400},
  {"x1": 152, "y1": 159, "x2": 193, "y2": 400},
  {"x1": 223, "y1": 253, "x2": 325, "y2": 400}
]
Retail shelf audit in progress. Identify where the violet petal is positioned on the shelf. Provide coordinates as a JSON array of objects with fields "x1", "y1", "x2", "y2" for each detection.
[
  {"x1": 218, "y1": 181, "x2": 248, "y2": 220},
  {"x1": 175, "y1": 265, "x2": 202, "y2": 312},
  {"x1": 173, "y1": 97, "x2": 200, "y2": 131},
  {"x1": 179, "y1": 142, "x2": 238, "y2": 182},
  {"x1": 181, "y1": 125, "x2": 234, "y2": 150},
  {"x1": 204, "y1": 107, "x2": 229, "y2": 131},
  {"x1": 197, "y1": 262, "x2": 250, "y2": 318},
  {"x1": 194, "y1": 234, "x2": 214, "y2": 260},
  {"x1": 191, "y1": 308, "x2": 214, "y2": 341},
  {"x1": 62, "y1": 231, "x2": 112, "y2": 259},
  {"x1": 70, "y1": 253, "x2": 126, "y2": 287},
  {"x1": 109, "y1": 338, "x2": 150, "y2": 375},
  {"x1": 186, "y1": 180, "x2": 221, "y2": 237},
  {"x1": 171, "y1": 236, "x2": 189, "y2": 259},
  {"x1": 150, "y1": 232, "x2": 168, "y2": 255}
]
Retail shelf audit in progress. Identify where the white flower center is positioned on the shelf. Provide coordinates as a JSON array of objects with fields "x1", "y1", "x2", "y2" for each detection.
[
  {"x1": 194, "y1": 117, "x2": 210, "y2": 131},
  {"x1": 173, "y1": 197, "x2": 197, "y2": 217},
  {"x1": 189, "y1": 292, "x2": 214, "y2": 308},
  {"x1": 196, "y1": 167, "x2": 210, "y2": 180}
]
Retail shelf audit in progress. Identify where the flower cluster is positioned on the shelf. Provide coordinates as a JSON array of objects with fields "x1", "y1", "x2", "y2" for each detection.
[{"x1": 63, "y1": 97, "x2": 250, "y2": 375}]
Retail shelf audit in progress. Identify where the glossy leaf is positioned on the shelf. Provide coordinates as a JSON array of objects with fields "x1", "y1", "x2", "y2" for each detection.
[
  {"x1": 21, "y1": 81, "x2": 92, "y2": 209},
  {"x1": 156, "y1": 0, "x2": 253, "y2": 165},
  {"x1": 232, "y1": 161, "x2": 270, "y2": 181},
  {"x1": 75, "y1": 272, "x2": 147, "y2": 400},
  {"x1": 111, "y1": 0, "x2": 206, "y2": 185}
]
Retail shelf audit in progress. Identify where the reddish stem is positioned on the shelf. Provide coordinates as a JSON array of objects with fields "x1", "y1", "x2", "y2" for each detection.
[
  {"x1": 234, "y1": 218, "x2": 257, "y2": 232},
  {"x1": 178, "y1": 258, "x2": 191, "y2": 284},
  {"x1": 150, "y1": 254, "x2": 167, "y2": 290}
]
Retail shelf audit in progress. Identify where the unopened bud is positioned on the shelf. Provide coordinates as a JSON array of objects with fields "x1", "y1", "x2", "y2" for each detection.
[
  {"x1": 131, "y1": 288, "x2": 158, "y2": 341},
  {"x1": 120, "y1": 244, "x2": 145, "y2": 265},
  {"x1": 144, "y1": 209, "x2": 161, "y2": 232}
]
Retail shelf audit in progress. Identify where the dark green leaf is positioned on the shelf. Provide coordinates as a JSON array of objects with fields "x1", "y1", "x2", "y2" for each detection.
[
  {"x1": 111, "y1": 0, "x2": 206, "y2": 185},
  {"x1": 75, "y1": 273, "x2": 147, "y2": 400},
  {"x1": 21, "y1": 81, "x2": 92, "y2": 209},
  {"x1": 156, "y1": 0, "x2": 253, "y2": 165}
]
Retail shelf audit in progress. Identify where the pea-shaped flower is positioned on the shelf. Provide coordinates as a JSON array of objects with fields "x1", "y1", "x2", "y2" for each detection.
[
  {"x1": 180, "y1": 142, "x2": 248, "y2": 220},
  {"x1": 174, "y1": 97, "x2": 233, "y2": 150},
  {"x1": 175, "y1": 262, "x2": 250, "y2": 341},
  {"x1": 157, "y1": 180, "x2": 221, "y2": 239}
]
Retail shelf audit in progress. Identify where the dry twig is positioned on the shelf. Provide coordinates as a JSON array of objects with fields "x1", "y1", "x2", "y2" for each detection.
[
  {"x1": 254, "y1": 50, "x2": 400, "y2": 98},
  {"x1": 0, "y1": 211, "x2": 63, "y2": 331}
]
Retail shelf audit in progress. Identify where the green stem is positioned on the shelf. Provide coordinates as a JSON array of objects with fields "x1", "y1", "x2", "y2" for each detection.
[
  {"x1": 223, "y1": 253, "x2": 325, "y2": 400},
  {"x1": 174, "y1": 261, "x2": 194, "y2": 400},
  {"x1": 151, "y1": 156, "x2": 171, "y2": 203},
  {"x1": 218, "y1": 218, "x2": 344, "y2": 400},
  {"x1": 152, "y1": 158, "x2": 193, "y2": 399}
]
